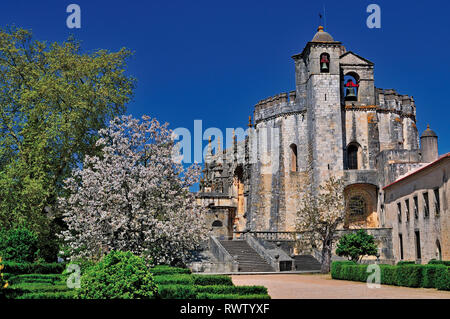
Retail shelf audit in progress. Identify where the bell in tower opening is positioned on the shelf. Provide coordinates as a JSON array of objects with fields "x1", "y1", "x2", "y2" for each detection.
[
  {"x1": 320, "y1": 53, "x2": 330, "y2": 73},
  {"x1": 344, "y1": 78, "x2": 359, "y2": 101}
]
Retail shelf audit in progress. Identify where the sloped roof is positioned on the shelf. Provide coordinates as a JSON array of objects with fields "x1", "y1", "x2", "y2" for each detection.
[
  {"x1": 311, "y1": 26, "x2": 334, "y2": 42},
  {"x1": 383, "y1": 153, "x2": 450, "y2": 190},
  {"x1": 340, "y1": 51, "x2": 374, "y2": 66}
]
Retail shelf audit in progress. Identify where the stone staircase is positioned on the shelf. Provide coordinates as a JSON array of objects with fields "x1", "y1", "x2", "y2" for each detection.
[
  {"x1": 219, "y1": 240, "x2": 274, "y2": 272},
  {"x1": 293, "y1": 255, "x2": 322, "y2": 271}
]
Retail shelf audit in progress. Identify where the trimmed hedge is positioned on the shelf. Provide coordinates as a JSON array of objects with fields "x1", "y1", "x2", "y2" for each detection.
[
  {"x1": 10, "y1": 283, "x2": 68, "y2": 293},
  {"x1": 6, "y1": 274, "x2": 63, "y2": 285},
  {"x1": 397, "y1": 261, "x2": 415, "y2": 266},
  {"x1": 2, "y1": 262, "x2": 66, "y2": 274},
  {"x1": 428, "y1": 260, "x2": 450, "y2": 266},
  {"x1": 2, "y1": 287, "x2": 29, "y2": 299},
  {"x1": 330, "y1": 261, "x2": 356, "y2": 279},
  {"x1": 435, "y1": 267, "x2": 450, "y2": 291},
  {"x1": 195, "y1": 285, "x2": 267, "y2": 295},
  {"x1": 151, "y1": 265, "x2": 191, "y2": 276},
  {"x1": 422, "y1": 265, "x2": 446, "y2": 288},
  {"x1": 196, "y1": 293, "x2": 270, "y2": 299},
  {"x1": 16, "y1": 291, "x2": 75, "y2": 299},
  {"x1": 337, "y1": 264, "x2": 366, "y2": 282},
  {"x1": 331, "y1": 261, "x2": 450, "y2": 291},
  {"x1": 379, "y1": 265, "x2": 397, "y2": 286},
  {"x1": 192, "y1": 275, "x2": 233, "y2": 286},
  {"x1": 1, "y1": 273, "x2": 71, "y2": 299},
  {"x1": 396, "y1": 265, "x2": 423, "y2": 287},
  {"x1": 154, "y1": 274, "x2": 193, "y2": 286},
  {"x1": 157, "y1": 285, "x2": 197, "y2": 299},
  {"x1": 154, "y1": 274, "x2": 233, "y2": 286}
]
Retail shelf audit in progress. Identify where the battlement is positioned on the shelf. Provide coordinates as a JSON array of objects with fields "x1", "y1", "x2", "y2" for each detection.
[
  {"x1": 254, "y1": 91, "x2": 296, "y2": 111},
  {"x1": 254, "y1": 91, "x2": 303, "y2": 123},
  {"x1": 376, "y1": 88, "x2": 416, "y2": 116}
]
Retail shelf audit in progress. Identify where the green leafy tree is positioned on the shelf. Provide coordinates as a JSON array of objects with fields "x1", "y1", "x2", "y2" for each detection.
[
  {"x1": 335, "y1": 229, "x2": 378, "y2": 262},
  {"x1": 0, "y1": 27, "x2": 134, "y2": 259},
  {"x1": 0, "y1": 227, "x2": 39, "y2": 262}
]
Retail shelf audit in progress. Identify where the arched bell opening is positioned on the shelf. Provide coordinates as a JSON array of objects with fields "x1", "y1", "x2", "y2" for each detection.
[
  {"x1": 344, "y1": 73, "x2": 360, "y2": 101},
  {"x1": 320, "y1": 52, "x2": 330, "y2": 73}
]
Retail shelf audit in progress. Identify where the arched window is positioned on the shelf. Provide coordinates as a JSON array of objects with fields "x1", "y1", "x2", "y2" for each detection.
[
  {"x1": 344, "y1": 73, "x2": 359, "y2": 101},
  {"x1": 212, "y1": 220, "x2": 223, "y2": 227},
  {"x1": 436, "y1": 240, "x2": 442, "y2": 260},
  {"x1": 320, "y1": 53, "x2": 330, "y2": 73},
  {"x1": 349, "y1": 196, "x2": 366, "y2": 216},
  {"x1": 347, "y1": 143, "x2": 360, "y2": 169},
  {"x1": 290, "y1": 144, "x2": 298, "y2": 172}
]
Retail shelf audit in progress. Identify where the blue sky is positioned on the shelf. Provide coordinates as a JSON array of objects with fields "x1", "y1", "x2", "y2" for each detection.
[{"x1": 1, "y1": 0, "x2": 449, "y2": 155}]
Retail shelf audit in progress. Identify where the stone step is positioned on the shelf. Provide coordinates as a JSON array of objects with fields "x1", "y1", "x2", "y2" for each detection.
[
  {"x1": 293, "y1": 255, "x2": 322, "y2": 271},
  {"x1": 219, "y1": 240, "x2": 274, "y2": 272}
]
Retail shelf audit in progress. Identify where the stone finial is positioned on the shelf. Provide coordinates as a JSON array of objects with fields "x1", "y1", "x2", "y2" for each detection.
[
  {"x1": 205, "y1": 135, "x2": 213, "y2": 163},
  {"x1": 421, "y1": 124, "x2": 437, "y2": 138},
  {"x1": 248, "y1": 116, "x2": 253, "y2": 128}
]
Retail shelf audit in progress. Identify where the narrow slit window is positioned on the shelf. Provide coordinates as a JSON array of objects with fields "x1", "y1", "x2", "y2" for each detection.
[
  {"x1": 290, "y1": 144, "x2": 298, "y2": 172},
  {"x1": 434, "y1": 188, "x2": 440, "y2": 215}
]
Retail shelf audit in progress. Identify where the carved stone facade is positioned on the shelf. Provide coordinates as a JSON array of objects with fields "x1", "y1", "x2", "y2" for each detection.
[{"x1": 197, "y1": 27, "x2": 448, "y2": 263}]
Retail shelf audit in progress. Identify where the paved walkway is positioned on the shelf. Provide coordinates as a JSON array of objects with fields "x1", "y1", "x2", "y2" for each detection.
[{"x1": 231, "y1": 274, "x2": 450, "y2": 299}]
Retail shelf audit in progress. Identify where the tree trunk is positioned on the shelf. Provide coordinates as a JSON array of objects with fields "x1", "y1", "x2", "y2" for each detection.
[{"x1": 321, "y1": 244, "x2": 332, "y2": 274}]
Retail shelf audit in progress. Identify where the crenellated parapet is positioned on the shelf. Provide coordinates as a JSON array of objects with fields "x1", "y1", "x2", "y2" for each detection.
[
  {"x1": 254, "y1": 92, "x2": 291, "y2": 111},
  {"x1": 376, "y1": 88, "x2": 416, "y2": 118},
  {"x1": 345, "y1": 88, "x2": 416, "y2": 120},
  {"x1": 254, "y1": 91, "x2": 304, "y2": 124}
]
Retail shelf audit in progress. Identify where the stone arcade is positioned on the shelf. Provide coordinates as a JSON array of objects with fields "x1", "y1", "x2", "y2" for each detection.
[{"x1": 196, "y1": 26, "x2": 449, "y2": 269}]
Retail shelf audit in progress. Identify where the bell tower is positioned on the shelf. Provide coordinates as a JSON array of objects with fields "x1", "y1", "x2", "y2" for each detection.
[{"x1": 293, "y1": 26, "x2": 345, "y2": 185}]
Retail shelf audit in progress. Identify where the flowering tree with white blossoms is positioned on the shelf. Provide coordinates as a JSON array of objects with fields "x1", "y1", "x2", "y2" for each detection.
[
  {"x1": 58, "y1": 115, "x2": 208, "y2": 265},
  {"x1": 295, "y1": 147, "x2": 346, "y2": 274}
]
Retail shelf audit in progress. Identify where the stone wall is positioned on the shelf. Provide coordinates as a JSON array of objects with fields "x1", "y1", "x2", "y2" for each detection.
[
  {"x1": 383, "y1": 156, "x2": 449, "y2": 263},
  {"x1": 196, "y1": 28, "x2": 444, "y2": 267}
]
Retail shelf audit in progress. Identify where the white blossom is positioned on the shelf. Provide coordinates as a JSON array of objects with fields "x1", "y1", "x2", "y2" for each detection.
[{"x1": 58, "y1": 115, "x2": 208, "y2": 264}]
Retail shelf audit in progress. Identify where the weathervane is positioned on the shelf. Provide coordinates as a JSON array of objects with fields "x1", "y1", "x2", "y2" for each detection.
[{"x1": 319, "y1": 5, "x2": 327, "y2": 30}]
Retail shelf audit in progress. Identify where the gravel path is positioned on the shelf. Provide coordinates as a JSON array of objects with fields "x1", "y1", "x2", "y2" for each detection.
[{"x1": 231, "y1": 274, "x2": 450, "y2": 299}]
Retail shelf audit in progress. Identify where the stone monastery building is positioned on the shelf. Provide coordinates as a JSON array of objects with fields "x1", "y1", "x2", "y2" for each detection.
[{"x1": 198, "y1": 26, "x2": 449, "y2": 264}]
